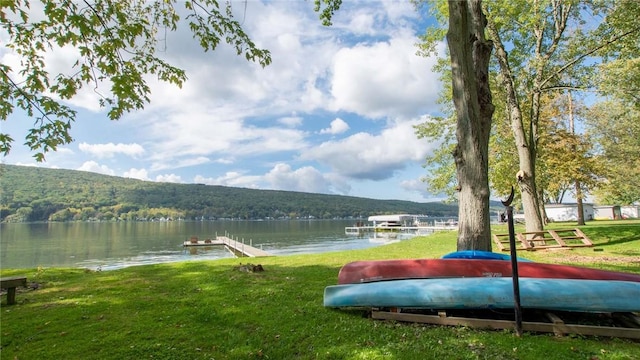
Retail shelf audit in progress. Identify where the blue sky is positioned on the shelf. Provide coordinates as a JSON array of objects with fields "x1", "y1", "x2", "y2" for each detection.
[{"x1": 2, "y1": 1, "x2": 449, "y2": 202}]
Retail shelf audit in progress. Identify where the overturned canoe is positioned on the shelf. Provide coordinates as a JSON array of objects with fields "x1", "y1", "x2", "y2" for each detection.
[
  {"x1": 337, "y1": 258, "x2": 640, "y2": 284},
  {"x1": 324, "y1": 277, "x2": 640, "y2": 313},
  {"x1": 441, "y1": 250, "x2": 531, "y2": 261}
]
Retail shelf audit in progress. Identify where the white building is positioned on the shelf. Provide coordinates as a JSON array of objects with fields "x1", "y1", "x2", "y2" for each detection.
[
  {"x1": 593, "y1": 205, "x2": 622, "y2": 220},
  {"x1": 544, "y1": 203, "x2": 594, "y2": 222},
  {"x1": 621, "y1": 205, "x2": 639, "y2": 219}
]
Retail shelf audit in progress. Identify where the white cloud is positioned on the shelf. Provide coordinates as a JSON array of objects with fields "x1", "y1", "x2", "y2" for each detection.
[
  {"x1": 123, "y1": 168, "x2": 149, "y2": 180},
  {"x1": 110, "y1": 1, "x2": 437, "y2": 178},
  {"x1": 379, "y1": 1, "x2": 418, "y2": 22},
  {"x1": 399, "y1": 177, "x2": 439, "y2": 199},
  {"x1": 264, "y1": 163, "x2": 331, "y2": 193},
  {"x1": 234, "y1": 127, "x2": 308, "y2": 155},
  {"x1": 330, "y1": 35, "x2": 442, "y2": 118},
  {"x1": 139, "y1": 102, "x2": 309, "y2": 172},
  {"x1": 155, "y1": 174, "x2": 183, "y2": 183},
  {"x1": 324, "y1": 1, "x2": 416, "y2": 36},
  {"x1": 11, "y1": 162, "x2": 61, "y2": 170},
  {"x1": 77, "y1": 161, "x2": 115, "y2": 176},
  {"x1": 78, "y1": 142, "x2": 144, "y2": 159},
  {"x1": 399, "y1": 178, "x2": 448, "y2": 202},
  {"x1": 346, "y1": 12, "x2": 376, "y2": 35},
  {"x1": 194, "y1": 172, "x2": 262, "y2": 189},
  {"x1": 278, "y1": 114, "x2": 303, "y2": 127},
  {"x1": 191, "y1": 164, "x2": 343, "y2": 195},
  {"x1": 150, "y1": 156, "x2": 210, "y2": 172},
  {"x1": 141, "y1": 106, "x2": 241, "y2": 161},
  {"x1": 52, "y1": 147, "x2": 74, "y2": 155},
  {"x1": 400, "y1": 178, "x2": 427, "y2": 193},
  {"x1": 324, "y1": 172, "x2": 352, "y2": 195},
  {"x1": 319, "y1": 118, "x2": 349, "y2": 135},
  {"x1": 302, "y1": 118, "x2": 436, "y2": 180},
  {"x1": 214, "y1": 158, "x2": 235, "y2": 165}
]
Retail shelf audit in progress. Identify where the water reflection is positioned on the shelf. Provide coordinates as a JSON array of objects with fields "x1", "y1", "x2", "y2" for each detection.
[
  {"x1": 1, "y1": 220, "x2": 404, "y2": 270},
  {"x1": 76, "y1": 248, "x2": 236, "y2": 271}
]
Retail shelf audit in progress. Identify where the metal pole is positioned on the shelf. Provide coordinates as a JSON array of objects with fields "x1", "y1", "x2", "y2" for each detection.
[{"x1": 502, "y1": 186, "x2": 523, "y2": 336}]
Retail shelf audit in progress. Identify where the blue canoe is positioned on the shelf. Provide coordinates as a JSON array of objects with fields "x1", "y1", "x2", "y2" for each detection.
[
  {"x1": 442, "y1": 250, "x2": 531, "y2": 261},
  {"x1": 324, "y1": 277, "x2": 640, "y2": 313}
]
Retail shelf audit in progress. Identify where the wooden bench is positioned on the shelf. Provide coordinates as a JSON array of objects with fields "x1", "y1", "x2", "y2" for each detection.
[{"x1": 1, "y1": 276, "x2": 27, "y2": 305}]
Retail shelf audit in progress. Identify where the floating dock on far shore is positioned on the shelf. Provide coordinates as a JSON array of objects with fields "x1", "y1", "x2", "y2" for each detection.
[{"x1": 183, "y1": 236, "x2": 271, "y2": 257}]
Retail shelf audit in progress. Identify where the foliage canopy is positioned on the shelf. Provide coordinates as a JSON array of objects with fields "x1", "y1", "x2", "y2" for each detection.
[
  {"x1": 1, "y1": 0, "x2": 271, "y2": 161},
  {"x1": 415, "y1": 0, "x2": 640, "y2": 213},
  {"x1": 586, "y1": 101, "x2": 640, "y2": 204}
]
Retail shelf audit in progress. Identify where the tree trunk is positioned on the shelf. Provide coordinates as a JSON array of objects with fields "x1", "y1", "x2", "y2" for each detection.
[
  {"x1": 516, "y1": 114, "x2": 545, "y2": 236},
  {"x1": 568, "y1": 92, "x2": 586, "y2": 226},
  {"x1": 486, "y1": 21, "x2": 545, "y2": 237},
  {"x1": 528, "y1": 90, "x2": 547, "y2": 231},
  {"x1": 575, "y1": 180, "x2": 585, "y2": 225},
  {"x1": 447, "y1": 0, "x2": 495, "y2": 251},
  {"x1": 538, "y1": 186, "x2": 549, "y2": 224}
]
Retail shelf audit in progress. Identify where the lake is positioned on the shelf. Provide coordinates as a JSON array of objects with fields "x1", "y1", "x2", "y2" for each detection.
[{"x1": 0, "y1": 220, "x2": 415, "y2": 270}]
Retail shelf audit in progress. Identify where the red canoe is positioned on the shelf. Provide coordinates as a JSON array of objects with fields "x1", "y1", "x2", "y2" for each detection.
[{"x1": 337, "y1": 258, "x2": 640, "y2": 284}]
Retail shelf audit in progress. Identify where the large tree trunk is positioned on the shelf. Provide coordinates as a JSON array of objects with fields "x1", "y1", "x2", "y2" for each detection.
[
  {"x1": 486, "y1": 21, "x2": 545, "y2": 237},
  {"x1": 447, "y1": 0, "x2": 495, "y2": 251},
  {"x1": 517, "y1": 126, "x2": 545, "y2": 236}
]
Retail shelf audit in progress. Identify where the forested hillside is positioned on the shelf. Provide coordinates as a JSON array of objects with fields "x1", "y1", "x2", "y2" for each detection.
[{"x1": 0, "y1": 165, "x2": 458, "y2": 222}]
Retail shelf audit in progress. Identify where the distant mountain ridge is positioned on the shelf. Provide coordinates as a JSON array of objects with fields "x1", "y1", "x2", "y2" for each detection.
[{"x1": 0, "y1": 164, "x2": 460, "y2": 222}]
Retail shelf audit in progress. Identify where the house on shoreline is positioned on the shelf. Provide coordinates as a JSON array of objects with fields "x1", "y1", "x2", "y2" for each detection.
[
  {"x1": 544, "y1": 203, "x2": 594, "y2": 222},
  {"x1": 544, "y1": 203, "x2": 639, "y2": 222}
]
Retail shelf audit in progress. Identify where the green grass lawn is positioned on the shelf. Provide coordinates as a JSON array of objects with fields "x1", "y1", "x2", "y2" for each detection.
[{"x1": 1, "y1": 221, "x2": 639, "y2": 359}]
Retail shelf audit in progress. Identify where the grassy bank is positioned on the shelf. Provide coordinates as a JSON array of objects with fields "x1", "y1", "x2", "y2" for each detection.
[{"x1": 1, "y1": 221, "x2": 639, "y2": 359}]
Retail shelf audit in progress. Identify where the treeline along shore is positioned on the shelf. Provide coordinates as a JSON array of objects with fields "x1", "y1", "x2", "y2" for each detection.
[{"x1": 0, "y1": 164, "x2": 461, "y2": 223}]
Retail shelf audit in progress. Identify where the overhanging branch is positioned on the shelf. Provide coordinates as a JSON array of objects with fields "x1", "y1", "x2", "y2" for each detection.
[{"x1": 539, "y1": 26, "x2": 640, "y2": 90}]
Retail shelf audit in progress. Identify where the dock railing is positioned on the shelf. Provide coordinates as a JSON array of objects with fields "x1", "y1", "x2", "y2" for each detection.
[{"x1": 183, "y1": 231, "x2": 271, "y2": 257}]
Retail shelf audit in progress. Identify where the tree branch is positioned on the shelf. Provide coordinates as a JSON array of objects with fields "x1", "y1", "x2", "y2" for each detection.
[
  {"x1": 0, "y1": 66, "x2": 54, "y2": 126},
  {"x1": 540, "y1": 25, "x2": 640, "y2": 90}
]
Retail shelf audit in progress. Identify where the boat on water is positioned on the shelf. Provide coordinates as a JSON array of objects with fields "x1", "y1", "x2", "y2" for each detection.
[
  {"x1": 344, "y1": 214, "x2": 457, "y2": 236},
  {"x1": 324, "y1": 277, "x2": 640, "y2": 313},
  {"x1": 337, "y1": 252, "x2": 640, "y2": 284}
]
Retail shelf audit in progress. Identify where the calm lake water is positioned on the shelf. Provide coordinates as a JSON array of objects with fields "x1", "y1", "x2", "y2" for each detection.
[{"x1": 0, "y1": 220, "x2": 414, "y2": 270}]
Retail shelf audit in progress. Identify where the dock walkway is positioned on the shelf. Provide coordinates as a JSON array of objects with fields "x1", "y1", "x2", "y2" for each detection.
[
  {"x1": 183, "y1": 236, "x2": 271, "y2": 257},
  {"x1": 219, "y1": 236, "x2": 272, "y2": 257}
]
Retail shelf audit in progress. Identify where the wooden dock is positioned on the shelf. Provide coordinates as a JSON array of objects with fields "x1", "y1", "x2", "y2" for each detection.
[
  {"x1": 183, "y1": 236, "x2": 271, "y2": 257},
  {"x1": 183, "y1": 238, "x2": 224, "y2": 246},
  {"x1": 219, "y1": 236, "x2": 272, "y2": 257}
]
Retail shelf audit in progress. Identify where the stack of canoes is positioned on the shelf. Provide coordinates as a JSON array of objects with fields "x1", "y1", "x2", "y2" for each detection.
[{"x1": 323, "y1": 250, "x2": 640, "y2": 313}]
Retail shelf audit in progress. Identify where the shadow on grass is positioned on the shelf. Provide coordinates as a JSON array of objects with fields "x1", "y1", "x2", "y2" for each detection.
[
  {"x1": 3, "y1": 247, "x2": 640, "y2": 360},
  {"x1": 581, "y1": 223, "x2": 640, "y2": 248},
  {"x1": 4, "y1": 261, "x2": 455, "y2": 359}
]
